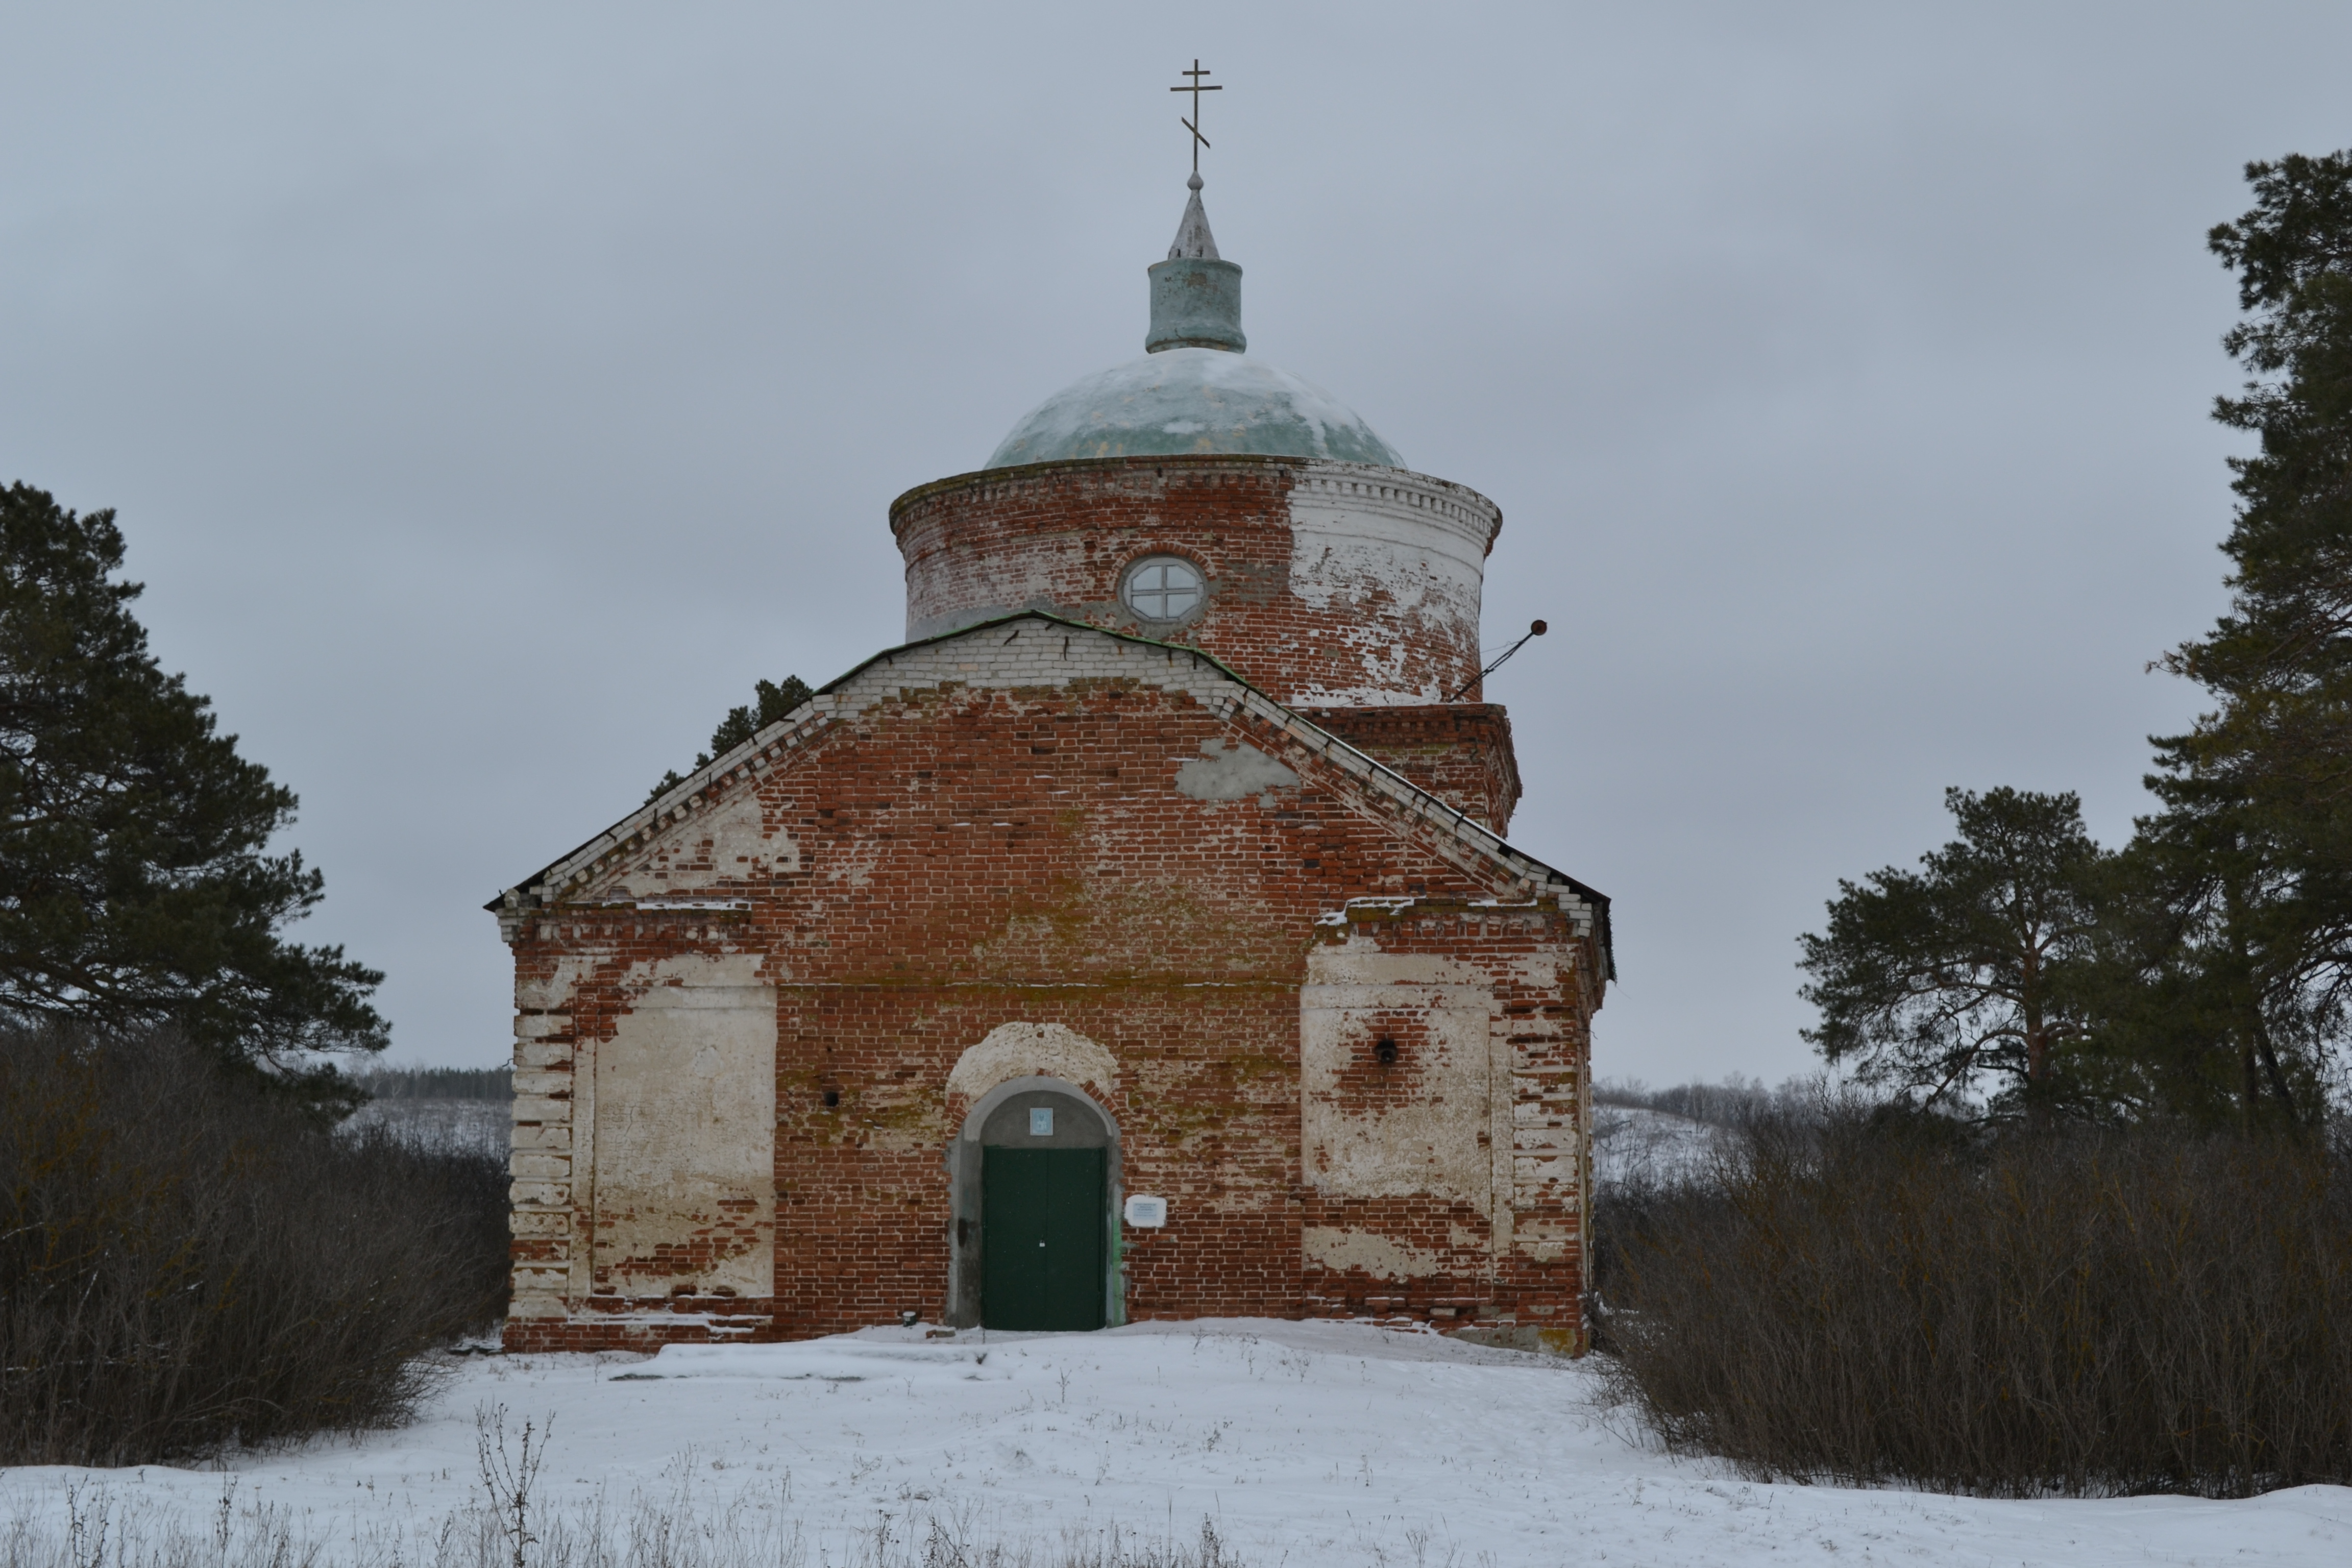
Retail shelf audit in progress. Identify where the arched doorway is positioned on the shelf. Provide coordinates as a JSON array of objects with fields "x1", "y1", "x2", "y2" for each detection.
[{"x1": 947, "y1": 1076, "x2": 1118, "y2": 1331}]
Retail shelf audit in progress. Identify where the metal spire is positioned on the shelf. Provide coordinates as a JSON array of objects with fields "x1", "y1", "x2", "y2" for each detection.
[{"x1": 1168, "y1": 175, "x2": 1220, "y2": 261}]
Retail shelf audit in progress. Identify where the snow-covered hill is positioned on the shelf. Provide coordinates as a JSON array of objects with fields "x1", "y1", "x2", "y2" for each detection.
[
  {"x1": 345, "y1": 1095, "x2": 509, "y2": 1156},
  {"x1": 1591, "y1": 1104, "x2": 1728, "y2": 1188}
]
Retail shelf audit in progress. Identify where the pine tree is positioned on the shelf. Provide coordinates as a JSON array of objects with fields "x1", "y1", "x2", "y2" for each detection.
[
  {"x1": 1799, "y1": 788, "x2": 2111, "y2": 1118},
  {"x1": 647, "y1": 675, "x2": 816, "y2": 802},
  {"x1": 0, "y1": 484, "x2": 386, "y2": 1083},
  {"x1": 2143, "y1": 151, "x2": 2352, "y2": 1124}
]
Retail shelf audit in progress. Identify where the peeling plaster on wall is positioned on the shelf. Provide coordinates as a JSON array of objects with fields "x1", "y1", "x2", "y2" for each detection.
[
  {"x1": 1285, "y1": 475, "x2": 1493, "y2": 612},
  {"x1": 1512, "y1": 1220, "x2": 1573, "y2": 1264},
  {"x1": 1173, "y1": 738, "x2": 1300, "y2": 801},
  {"x1": 516, "y1": 955, "x2": 600, "y2": 1012},
  {"x1": 860, "y1": 1100, "x2": 954, "y2": 1154},
  {"x1": 1308, "y1": 944, "x2": 1493, "y2": 989},
  {"x1": 518, "y1": 605, "x2": 1599, "y2": 930},
  {"x1": 592, "y1": 954, "x2": 776, "y2": 1297},
  {"x1": 822, "y1": 834, "x2": 885, "y2": 890},
  {"x1": 1285, "y1": 471, "x2": 1492, "y2": 706},
  {"x1": 1303, "y1": 1226, "x2": 1442, "y2": 1281},
  {"x1": 618, "y1": 951, "x2": 768, "y2": 1000},
  {"x1": 694, "y1": 793, "x2": 798, "y2": 879},
  {"x1": 1301, "y1": 942, "x2": 1499, "y2": 1210},
  {"x1": 586, "y1": 793, "x2": 798, "y2": 900},
  {"x1": 1510, "y1": 950, "x2": 1573, "y2": 991},
  {"x1": 947, "y1": 1022, "x2": 1120, "y2": 1113}
]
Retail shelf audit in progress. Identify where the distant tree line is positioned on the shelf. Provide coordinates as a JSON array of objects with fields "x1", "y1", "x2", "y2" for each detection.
[
  {"x1": 1595, "y1": 1075, "x2": 1782, "y2": 1127},
  {"x1": 1801, "y1": 152, "x2": 2352, "y2": 1129},
  {"x1": 352, "y1": 1064, "x2": 513, "y2": 1101}
]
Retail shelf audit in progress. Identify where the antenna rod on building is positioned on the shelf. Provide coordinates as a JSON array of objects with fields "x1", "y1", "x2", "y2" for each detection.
[
  {"x1": 1171, "y1": 59, "x2": 1221, "y2": 177},
  {"x1": 1447, "y1": 620, "x2": 1549, "y2": 702}
]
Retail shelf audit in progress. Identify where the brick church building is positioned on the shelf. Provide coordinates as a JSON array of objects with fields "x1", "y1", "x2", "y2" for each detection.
[{"x1": 493, "y1": 173, "x2": 1611, "y2": 1354}]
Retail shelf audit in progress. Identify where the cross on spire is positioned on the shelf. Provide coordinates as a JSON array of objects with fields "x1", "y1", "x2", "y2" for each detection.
[{"x1": 1170, "y1": 59, "x2": 1221, "y2": 177}]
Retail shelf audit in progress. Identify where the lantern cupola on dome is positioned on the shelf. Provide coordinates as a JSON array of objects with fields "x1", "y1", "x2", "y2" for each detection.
[
  {"x1": 1147, "y1": 173, "x2": 1244, "y2": 353},
  {"x1": 984, "y1": 175, "x2": 1404, "y2": 470}
]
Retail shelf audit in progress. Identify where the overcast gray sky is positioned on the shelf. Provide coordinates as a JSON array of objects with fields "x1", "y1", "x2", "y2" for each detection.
[{"x1": 5, "y1": 4, "x2": 2345, "y2": 1083}]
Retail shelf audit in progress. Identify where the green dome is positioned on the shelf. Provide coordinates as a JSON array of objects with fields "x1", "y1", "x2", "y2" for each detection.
[
  {"x1": 984, "y1": 348, "x2": 1405, "y2": 470},
  {"x1": 983, "y1": 178, "x2": 1404, "y2": 471}
]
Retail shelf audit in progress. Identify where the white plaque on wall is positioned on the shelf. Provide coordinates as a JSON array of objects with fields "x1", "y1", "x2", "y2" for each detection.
[{"x1": 1122, "y1": 1195, "x2": 1168, "y2": 1228}]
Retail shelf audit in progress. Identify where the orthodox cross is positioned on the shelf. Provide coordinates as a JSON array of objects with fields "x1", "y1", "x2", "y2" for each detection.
[{"x1": 1171, "y1": 60, "x2": 1221, "y2": 175}]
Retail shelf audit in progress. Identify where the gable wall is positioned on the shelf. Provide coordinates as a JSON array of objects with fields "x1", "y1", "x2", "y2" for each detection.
[{"x1": 502, "y1": 628, "x2": 1596, "y2": 1351}]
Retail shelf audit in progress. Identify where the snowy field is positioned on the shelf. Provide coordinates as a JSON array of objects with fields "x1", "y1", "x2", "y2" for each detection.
[{"x1": 5, "y1": 1320, "x2": 2346, "y2": 1566}]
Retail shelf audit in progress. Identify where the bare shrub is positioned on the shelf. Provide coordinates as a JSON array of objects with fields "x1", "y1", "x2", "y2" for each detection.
[
  {"x1": 1595, "y1": 1097, "x2": 2352, "y2": 1495},
  {"x1": 474, "y1": 1403, "x2": 549, "y2": 1568},
  {"x1": 0, "y1": 1024, "x2": 511, "y2": 1465}
]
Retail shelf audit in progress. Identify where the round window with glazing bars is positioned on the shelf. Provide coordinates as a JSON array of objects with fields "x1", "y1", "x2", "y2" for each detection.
[{"x1": 1121, "y1": 556, "x2": 1205, "y2": 622}]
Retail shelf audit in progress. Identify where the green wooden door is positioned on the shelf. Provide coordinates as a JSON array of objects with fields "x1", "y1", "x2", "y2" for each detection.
[{"x1": 982, "y1": 1146, "x2": 1106, "y2": 1331}]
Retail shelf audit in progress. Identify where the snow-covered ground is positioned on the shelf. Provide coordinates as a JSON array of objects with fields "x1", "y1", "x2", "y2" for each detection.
[{"x1": 4, "y1": 1320, "x2": 2345, "y2": 1565}]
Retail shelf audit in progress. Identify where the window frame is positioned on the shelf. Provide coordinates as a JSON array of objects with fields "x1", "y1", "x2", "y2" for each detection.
[{"x1": 1118, "y1": 553, "x2": 1209, "y2": 625}]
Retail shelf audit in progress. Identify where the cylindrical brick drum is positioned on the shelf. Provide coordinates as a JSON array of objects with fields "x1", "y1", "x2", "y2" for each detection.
[{"x1": 890, "y1": 454, "x2": 1503, "y2": 707}]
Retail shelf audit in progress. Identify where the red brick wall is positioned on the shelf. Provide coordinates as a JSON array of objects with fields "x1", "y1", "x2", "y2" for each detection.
[{"x1": 501, "y1": 670, "x2": 1598, "y2": 1353}]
